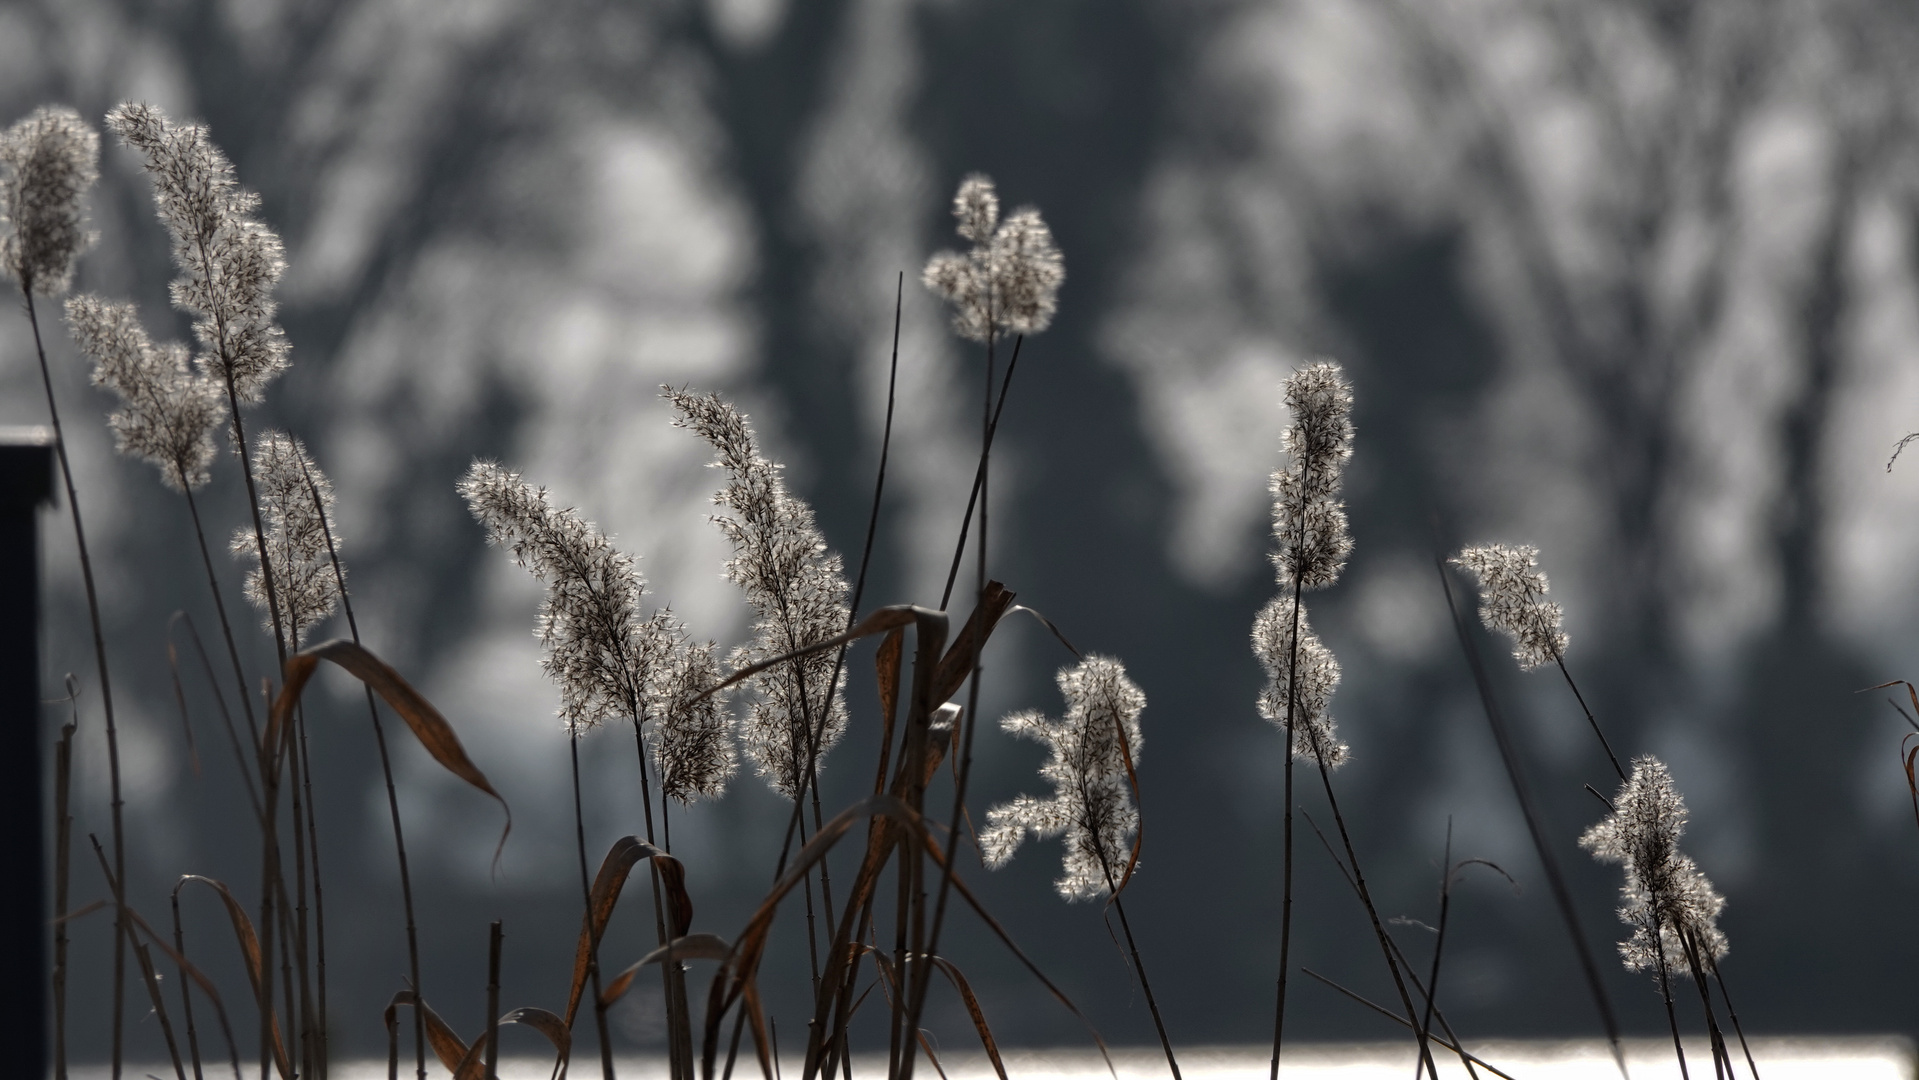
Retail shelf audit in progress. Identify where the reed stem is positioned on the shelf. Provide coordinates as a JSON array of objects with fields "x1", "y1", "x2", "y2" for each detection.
[{"x1": 24, "y1": 286, "x2": 129, "y2": 1080}]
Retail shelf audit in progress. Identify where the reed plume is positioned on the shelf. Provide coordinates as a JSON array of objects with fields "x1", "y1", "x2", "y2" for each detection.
[
  {"x1": 1580, "y1": 756, "x2": 1729, "y2": 977},
  {"x1": 981, "y1": 655, "x2": 1145, "y2": 901},
  {"x1": 2, "y1": 105, "x2": 97, "y2": 296},
  {"x1": 65, "y1": 294, "x2": 226, "y2": 492},
  {"x1": 1450, "y1": 544, "x2": 1567, "y2": 672},
  {"x1": 231, "y1": 431, "x2": 341, "y2": 646},
  {"x1": 922, "y1": 173, "x2": 1064, "y2": 344},
  {"x1": 1251, "y1": 598, "x2": 1346, "y2": 769},
  {"x1": 664, "y1": 388, "x2": 849, "y2": 800},
  {"x1": 981, "y1": 655, "x2": 1180, "y2": 1078},
  {"x1": 1260, "y1": 359, "x2": 1356, "y2": 1079},
  {"x1": 106, "y1": 103, "x2": 288, "y2": 404}
]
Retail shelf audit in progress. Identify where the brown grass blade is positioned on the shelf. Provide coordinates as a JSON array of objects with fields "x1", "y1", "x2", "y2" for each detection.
[
  {"x1": 272, "y1": 639, "x2": 511, "y2": 865},
  {"x1": 176, "y1": 875, "x2": 292, "y2": 1079},
  {"x1": 602, "y1": 934, "x2": 734, "y2": 1005},
  {"x1": 1003, "y1": 605, "x2": 1080, "y2": 659},
  {"x1": 127, "y1": 903, "x2": 245, "y2": 1080},
  {"x1": 701, "y1": 605, "x2": 938, "y2": 700},
  {"x1": 872, "y1": 627, "x2": 905, "y2": 796},
  {"x1": 924, "y1": 848, "x2": 1114, "y2": 1079},
  {"x1": 450, "y1": 1007, "x2": 572, "y2": 1080},
  {"x1": 923, "y1": 956, "x2": 1007, "y2": 1080},
  {"x1": 930, "y1": 582, "x2": 1015, "y2": 706},
  {"x1": 701, "y1": 796, "x2": 921, "y2": 1079},
  {"x1": 384, "y1": 990, "x2": 470, "y2": 1074},
  {"x1": 562, "y1": 836, "x2": 691, "y2": 1028}
]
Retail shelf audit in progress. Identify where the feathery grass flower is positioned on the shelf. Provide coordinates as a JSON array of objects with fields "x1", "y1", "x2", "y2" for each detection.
[
  {"x1": 665, "y1": 388, "x2": 850, "y2": 800},
  {"x1": 107, "y1": 103, "x2": 288, "y2": 403},
  {"x1": 980, "y1": 656, "x2": 1146, "y2": 902},
  {"x1": 1271, "y1": 361, "x2": 1354, "y2": 590},
  {"x1": 1251, "y1": 598, "x2": 1347, "y2": 768},
  {"x1": 65, "y1": 294, "x2": 226, "y2": 491},
  {"x1": 1, "y1": 106, "x2": 98, "y2": 295},
  {"x1": 231, "y1": 431, "x2": 341, "y2": 644},
  {"x1": 1580, "y1": 756, "x2": 1728, "y2": 977},
  {"x1": 1451, "y1": 543, "x2": 1568, "y2": 671},
  {"x1": 459, "y1": 460, "x2": 679, "y2": 736},
  {"x1": 654, "y1": 638, "x2": 739, "y2": 803},
  {"x1": 922, "y1": 173, "x2": 1065, "y2": 343}
]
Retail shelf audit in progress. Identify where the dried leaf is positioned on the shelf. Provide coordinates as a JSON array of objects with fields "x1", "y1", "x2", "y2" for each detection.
[
  {"x1": 271, "y1": 639, "x2": 511, "y2": 866},
  {"x1": 563, "y1": 837, "x2": 692, "y2": 1028}
]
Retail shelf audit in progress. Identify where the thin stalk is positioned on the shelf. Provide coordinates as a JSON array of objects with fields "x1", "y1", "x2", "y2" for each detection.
[
  {"x1": 1552, "y1": 655, "x2": 1625, "y2": 782},
  {"x1": 90, "y1": 835, "x2": 187, "y2": 1080},
  {"x1": 257, "y1": 700, "x2": 285, "y2": 1080},
  {"x1": 1298, "y1": 970, "x2": 1515, "y2": 1080},
  {"x1": 1305, "y1": 814, "x2": 1480, "y2": 1080},
  {"x1": 173, "y1": 888, "x2": 208, "y2": 1080},
  {"x1": 299, "y1": 707, "x2": 329, "y2": 1080},
  {"x1": 171, "y1": 880, "x2": 247, "y2": 1080},
  {"x1": 1708, "y1": 958, "x2": 1761, "y2": 1080},
  {"x1": 1652, "y1": 918, "x2": 1691, "y2": 1080},
  {"x1": 572, "y1": 734, "x2": 619, "y2": 1080},
  {"x1": 784, "y1": 274, "x2": 906, "y2": 1080},
  {"x1": 1413, "y1": 829, "x2": 1453, "y2": 1080},
  {"x1": 181, "y1": 485, "x2": 261, "y2": 765},
  {"x1": 1098, "y1": 865, "x2": 1179, "y2": 1079},
  {"x1": 285, "y1": 708, "x2": 317, "y2": 1080},
  {"x1": 1437, "y1": 558, "x2": 1629, "y2": 1077},
  {"x1": 171, "y1": 612, "x2": 260, "y2": 821},
  {"x1": 1678, "y1": 929, "x2": 1730, "y2": 1080},
  {"x1": 1309, "y1": 759, "x2": 1440, "y2": 1080},
  {"x1": 485, "y1": 922, "x2": 504, "y2": 1080},
  {"x1": 904, "y1": 328, "x2": 1003, "y2": 1080},
  {"x1": 1270, "y1": 506, "x2": 1308, "y2": 1080},
  {"x1": 627, "y1": 715, "x2": 689, "y2": 1080},
  {"x1": 937, "y1": 335, "x2": 1023, "y2": 611},
  {"x1": 24, "y1": 286, "x2": 129, "y2": 1080},
  {"x1": 303, "y1": 463, "x2": 428, "y2": 1080},
  {"x1": 53, "y1": 717, "x2": 75, "y2": 1080}
]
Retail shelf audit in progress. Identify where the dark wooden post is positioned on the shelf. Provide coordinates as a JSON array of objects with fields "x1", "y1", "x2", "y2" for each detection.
[{"x1": 0, "y1": 426, "x2": 54, "y2": 1080}]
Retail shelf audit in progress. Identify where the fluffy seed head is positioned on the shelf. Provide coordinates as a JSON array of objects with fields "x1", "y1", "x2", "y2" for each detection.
[
  {"x1": 1251, "y1": 597, "x2": 1347, "y2": 768},
  {"x1": 231, "y1": 431, "x2": 342, "y2": 645},
  {"x1": 1580, "y1": 756, "x2": 1728, "y2": 977},
  {"x1": 65, "y1": 294, "x2": 225, "y2": 491},
  {"x1": 107, "y1": 103, "x2": 288, "y2": 403},
  {"x1": 1271, "y1": 361, "x2": 1354, "y2": 590},
  {"x1": 980, "y1": 656, "x2": 1146, "y2": 902},
  {"x1": 665, "y1": 388, "x2": 850, "y2": 799},
  {"x1": 1, "y1": 106, "x2": 99, "y2": 295},
  {"x1": 460, "y1": 460, "x2": 675, "y2": 734},
  {"x1": 1451, "y1": 543, "x2": 1568, "y2": 671},
  {"x1": 653, "y1": 638, "x2": 739, "y2": 803},
  {"x1": 922, "y1": 173, "x2": 1065, "y2": 343}
]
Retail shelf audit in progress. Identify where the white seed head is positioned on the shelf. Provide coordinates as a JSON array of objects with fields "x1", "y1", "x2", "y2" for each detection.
[
  {"x1": 107, "y1": 103, "x2": 288, "y2": 403},
  {"x1": 231, "y1": 431, "x2": 341, "y2": 645},
  {"x1": 922, "y1": 173, "x2": 1065, "y2": 343},
  {"x1": 1580, "y1": 756, "x2": 1728, "y2": 977},
  {"x1": 65, "y1": 294, "x2": 225, "y2": 491},
  {"x1": 0, "y1": 106, "x2": 99, "y2": 295},
  {"x1": 1451, "y1": 543, "x2": 1568, "y2": 671},
  {"x1": 1271, "y1": 361, "x2": 1354, "y2": 590},
  {"x1": 1251, "y1": 597, "x2": 1348, "y2": 768},
  {"x1": 980, "y1": 656, "x2": 1146, "y2": 902},
  {"x1": 459, "y1": 460, "x2": 673, "y2": 735},
  {"x1": 665, "y1": 387, "x2": 851, "y2": 799},
  {"x1": 652, "y1": 637, "x2": 739, "y2": 803}
]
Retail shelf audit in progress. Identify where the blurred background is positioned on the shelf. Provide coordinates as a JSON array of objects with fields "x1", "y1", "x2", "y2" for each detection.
[{"x1": 5, "y1": 0, "x2": 1919, "y2": 1065}]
